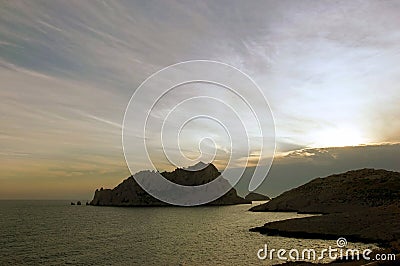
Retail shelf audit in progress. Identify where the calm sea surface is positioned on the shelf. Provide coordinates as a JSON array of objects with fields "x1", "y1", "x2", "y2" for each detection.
[{"x1": 0, "y1": 201, "x2": 377, "y2": 265}]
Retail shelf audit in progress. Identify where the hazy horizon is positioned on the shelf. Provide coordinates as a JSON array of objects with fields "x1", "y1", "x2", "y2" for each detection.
[
  {"x1": 1, "y1": 1, "x2": 400, "y2": 200},
  {"x1": 1, "y1": 143, "x2": 399, "y2": 200}
]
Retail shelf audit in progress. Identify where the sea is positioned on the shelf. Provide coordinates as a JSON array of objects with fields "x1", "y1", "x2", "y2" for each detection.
[{"x1": 0, "y1": 200, "x2": 377, "y2": 265}]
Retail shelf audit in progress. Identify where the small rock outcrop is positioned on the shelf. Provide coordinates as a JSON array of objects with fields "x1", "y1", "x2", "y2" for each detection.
[
  {"x1": 90, "y1": 162, "x2": 250, "y2": 206},
  {"x1": 244, "y1": 192, "x2": 270, "y2": 201}
]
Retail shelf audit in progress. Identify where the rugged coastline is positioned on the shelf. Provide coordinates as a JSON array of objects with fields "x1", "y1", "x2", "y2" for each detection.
[{"x1": 249, "y1": 169, "x2": 400, "y2": 264}]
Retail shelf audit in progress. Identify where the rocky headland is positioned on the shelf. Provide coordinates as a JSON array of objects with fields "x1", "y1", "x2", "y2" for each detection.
[
  {"x1": 90, "y1": 162, "x2": 251, "y2": 206},
  {"x1": 250, "y1": 169, "x2": 400, "y2": 251}
]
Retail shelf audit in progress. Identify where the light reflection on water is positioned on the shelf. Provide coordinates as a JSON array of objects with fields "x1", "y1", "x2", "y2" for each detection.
[{"x1": 0, "y1": 200, "x2": 377, "y2": 265}]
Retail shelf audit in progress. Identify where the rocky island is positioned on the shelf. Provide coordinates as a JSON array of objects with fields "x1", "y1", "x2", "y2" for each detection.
[
  {"x1": 90, "y1": 162, "x2": 251, "y2": 206},
  {"x1": 250, "y1": 168, "x2": 400, "y2": 252}
]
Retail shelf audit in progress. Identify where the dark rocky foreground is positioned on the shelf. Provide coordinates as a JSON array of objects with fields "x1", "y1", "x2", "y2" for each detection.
[
  {"x1": 90, "y1": 162, "x2": 251, "y2": 206},
  {"x1": 249, "y1": 169, "x2": 400, "y2": 264},
  {"x1": 251, "y1": 204, "x2": 400, "y2": 244},
  {"x1": 250, "y1": 169, "x2": 400, "y2": 214}
]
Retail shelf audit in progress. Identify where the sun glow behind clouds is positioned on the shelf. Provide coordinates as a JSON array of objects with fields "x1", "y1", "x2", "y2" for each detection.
[
  {"x1": 311, "y1": 127, "x2": 368, "y2": 148},
  {"x1": 1, "y1": 1, "x2": 400, "y2": 199}
]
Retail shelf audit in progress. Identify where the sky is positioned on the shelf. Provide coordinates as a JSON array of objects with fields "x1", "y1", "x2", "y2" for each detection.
[{"x1": 1, "y1": 0, "x2": 400, "y2": 199}]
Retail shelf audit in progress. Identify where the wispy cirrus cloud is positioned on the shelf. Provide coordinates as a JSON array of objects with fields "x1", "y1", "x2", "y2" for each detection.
[{"x1": 1, "y1": 1, "x2": 400, "y2": 198}]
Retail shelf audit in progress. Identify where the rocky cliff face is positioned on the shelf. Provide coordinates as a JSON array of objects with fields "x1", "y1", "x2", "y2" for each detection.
[
  {"x1": 249, "y1": 169, "x2": 400, "y2": 245},
  {"x1": 250, "y1": 168, "x2": 400, "y2": 213},
  {"x1": 90, "y1": 163, "x2": 250, "y2": 206}
]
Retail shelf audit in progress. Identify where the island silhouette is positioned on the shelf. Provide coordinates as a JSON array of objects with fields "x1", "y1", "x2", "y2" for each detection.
[{"x1": 90, "y1": 162, "x2": 252, "y2": 206}]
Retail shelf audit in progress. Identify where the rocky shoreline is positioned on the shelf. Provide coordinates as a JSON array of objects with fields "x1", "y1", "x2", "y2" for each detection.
[
  {"x1": 250, "y1": 205, "x2": 400, "y2": 246},
  {"x1": 249, "y1": 169, "x2": 400, "y2": 264}
]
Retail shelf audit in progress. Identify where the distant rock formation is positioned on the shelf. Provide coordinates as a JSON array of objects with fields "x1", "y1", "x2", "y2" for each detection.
[
  {"x1": 90, "y1": 162, "x2": 251, "y2": 206},
  {"x1": 244, "y1": 192, "x2": 270, "y2": 201}
]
